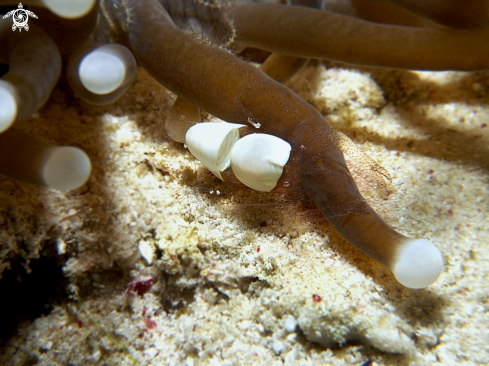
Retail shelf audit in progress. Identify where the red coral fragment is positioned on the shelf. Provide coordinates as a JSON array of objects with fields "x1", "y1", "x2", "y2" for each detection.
[
  {"x1": 127, "y1": 276, "x2": 154, "y2": 297},
  {"x1": 144, "y1": 318, "x2": 157, "y2": 330}
]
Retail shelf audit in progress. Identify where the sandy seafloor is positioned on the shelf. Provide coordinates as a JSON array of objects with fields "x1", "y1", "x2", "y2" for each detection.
[{"x1": 1, "y1": 55, "x2": 489, "y2": 365}]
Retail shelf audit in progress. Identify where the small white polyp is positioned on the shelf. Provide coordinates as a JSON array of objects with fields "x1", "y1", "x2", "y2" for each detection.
[
  {"x1": 0, "y1": 80, "x2": 17, "y2": 133},
  {"x1": 186, "y1": 122, "x2": 245, "y2": 179},
  {"x1": 43, "y1": 147, "x2": 91, "y2": 191},
  {"x1": 79, "y1": 49, "x2": 125, "y2": 95},
  {"x1": 231, "y1": 134, "x2": 291, "y2": 192},
  {"x1": 392, "y1": 239, "x2": 443, "y2": 289},
  {"x1": 42, "y1": 0, "x2": 96, "y2": 18}
]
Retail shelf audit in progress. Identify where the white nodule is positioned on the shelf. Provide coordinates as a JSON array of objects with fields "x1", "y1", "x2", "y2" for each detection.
[
  {"x1": 42, "y1": 0, "x2": 96, "y2": 18},
  {"x1": 185, "y1": 122, "x2": 246, "y2": 180},
  {"x1": 392, "y1": 239, "x2": 443, "y2": 289},
  {"x1": 231, "y1": 134, "x2": 291, "y2": 192},
  {"x1": 43, "y1": 147, "x2": 91, "y2": 191},
  {"x1": 0, "y1": 80, "x2": 18, "y2": 133},
  {"x1": 79, "y1": 50, "x2": 125, "y2": 95}
]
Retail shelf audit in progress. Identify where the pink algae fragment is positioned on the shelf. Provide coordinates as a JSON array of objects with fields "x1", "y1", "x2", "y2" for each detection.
[
  {"x1": 144, "y1": 318, "x2": 157, "y2": 330},
  {"x1": 312, "y1": 294, "x2": 322, "y2": 302}
]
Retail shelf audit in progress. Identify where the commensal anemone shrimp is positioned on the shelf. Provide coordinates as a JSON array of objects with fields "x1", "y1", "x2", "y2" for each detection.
[{"x1": 2, "y1": 0, "x2": 488, "y2": 288}]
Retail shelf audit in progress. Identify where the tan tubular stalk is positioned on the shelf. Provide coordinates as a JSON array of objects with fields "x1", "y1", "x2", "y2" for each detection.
[
  {"x1": 259, "y1": 53, "x2": 309, "y2": 84},
  {"x1": 67, "y1": 43, "x2": 137, "y2": 105},
  {"x1": 102, "y1": 0, "x2": 442, "y2": 288},
  {"x1": 378, "y1": 0, "x2": 489, "y2": 29},
  {"x1": 29, "y1": 3, "x2": 98, "y2": 54},
  {"x1": 166, "y1": 97, "x2": 201, "y2": 143},
  {"x1": 258, "y1": 0, "x2": 324, "y2": 84},
  {"x1": 287, "y1": 0, "x2": 324, "y2": 9},
  {"x1": 0, "y1": 21, "x2": 61, "y2": 133},
  {"x1": 225, "y1": 2, "x2": 489, "y2": 71},
  {"x1": 0, "y1": 129, "x2": 91, "y2": 191},
  {"x1": 351, "y1": 0, "x2": 427, "y2": 27},
  {"x1": 293, "y1": 118, "x2": 442, "y2": 289}
]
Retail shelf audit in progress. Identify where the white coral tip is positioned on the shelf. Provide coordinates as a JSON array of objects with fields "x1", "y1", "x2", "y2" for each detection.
[
  {"x1": 230, "y1": 133, "x2": 291, "y2": 192},
  {"x1": 185, "y1": 122, "x2": 246, "y2": 180},
  {"x1": 79, "y1": 47, "x2": 125, "y2": 95},
  {"x1": 392, "y1": 239, "x2": 443, "y2": 289},
  {"x1": 42, "y1": 0, "x2": 96, "y2": 18},
  {"x1": 0, "y1": 80, "x2": 17, "y2": 133},
  {"x1": 43, "y1": 147, "x2": 91, "y2": 191}
]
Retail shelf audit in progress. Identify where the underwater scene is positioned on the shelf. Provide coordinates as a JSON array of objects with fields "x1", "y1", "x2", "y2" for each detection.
[{"x1": 0, "y1": 0, "x2": 488, "y2": 365}]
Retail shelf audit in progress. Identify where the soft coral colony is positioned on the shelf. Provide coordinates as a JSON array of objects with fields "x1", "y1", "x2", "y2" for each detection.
[{"x1": 2, "y1": 0, "x2": 486, "y2": 288}]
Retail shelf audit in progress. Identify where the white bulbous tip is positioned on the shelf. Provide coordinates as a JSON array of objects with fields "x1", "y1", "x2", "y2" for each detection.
[
  {"x1": 392, "y1": 239, "x2": 443, "y2": 289},
  {"x1": 231, "y1": 134, "x2": 291, "y2": 192},
  {"x1": 185, "y1": 122, "x2": 246, "y2": 179},
  {"x1": 42, "y1": 0, "x2": 96, "y2": 18},
  {"x1": 43, "y1": 147, "x2": 91, "y2": 191},
  {"x1": 0, "y1": 81, "x2": 17, "y2": 133},
  {"x1": 79, "y1": 49, "x2": 125, "y2": 95}
]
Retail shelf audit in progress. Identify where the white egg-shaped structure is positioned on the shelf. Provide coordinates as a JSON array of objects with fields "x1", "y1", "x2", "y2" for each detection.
[
  {"x1": 230, "y1": 134, "x2": 291, "y2": 192},
  {"x1": 185, "y1": 122, "x2": 245, "y2": 180}
]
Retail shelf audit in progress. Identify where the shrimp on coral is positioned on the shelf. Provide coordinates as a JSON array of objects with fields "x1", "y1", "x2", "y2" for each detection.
[{"x1": 91, "y1": 0, "x2": 447, "y2": 288}]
